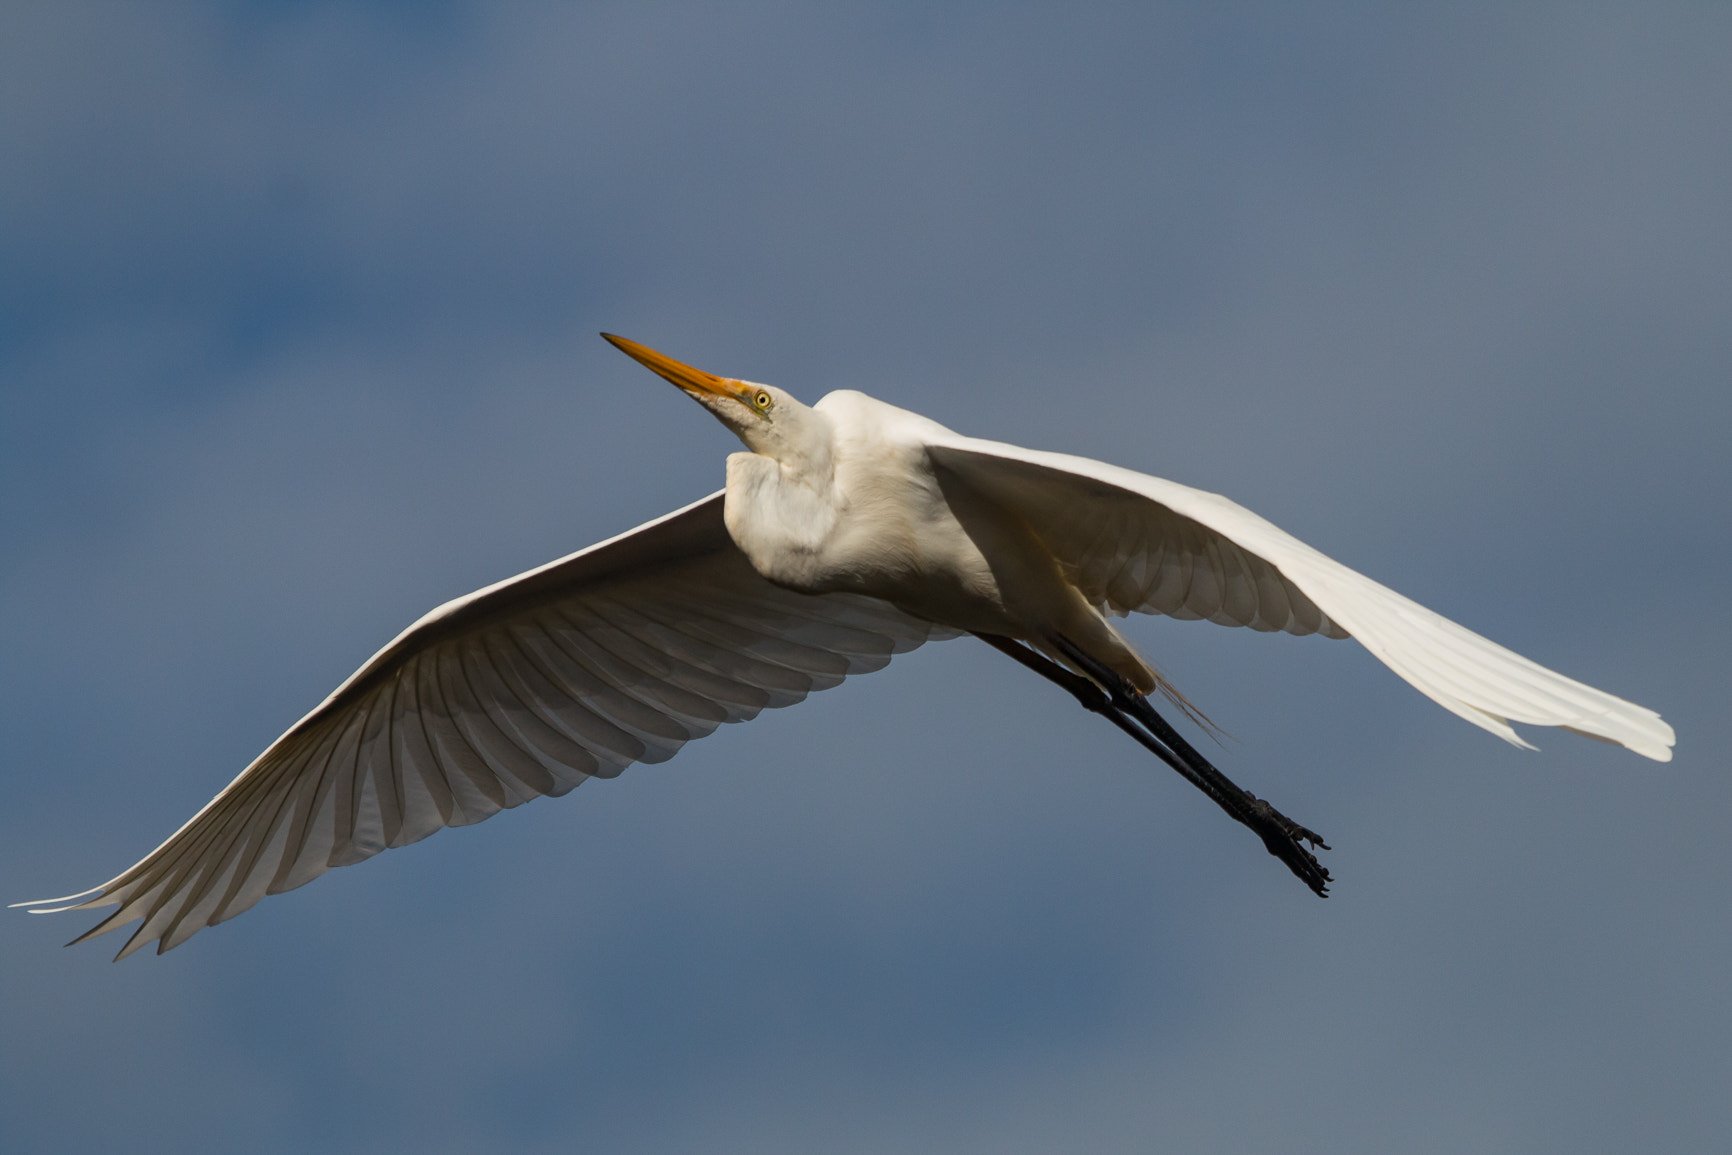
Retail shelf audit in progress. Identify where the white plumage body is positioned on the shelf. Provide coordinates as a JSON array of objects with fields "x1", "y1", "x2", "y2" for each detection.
[
  {"x1": 726, "y1": 390, "x2": 1148, "y2": 688},
  {"x1": 19, "y1": 336, "x2": 1674, "y2": 958}
]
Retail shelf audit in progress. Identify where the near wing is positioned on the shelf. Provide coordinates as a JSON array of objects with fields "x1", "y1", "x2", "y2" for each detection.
[
  {"x1": 22, "y1": 493, "x2": 941, "y2": 958},
  {"x1": 926, "y1": 439, "x2": 1675, "y2": 762}
]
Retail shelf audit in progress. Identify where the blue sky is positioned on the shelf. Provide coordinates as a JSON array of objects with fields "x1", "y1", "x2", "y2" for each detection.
[{"x1": 3, "y1": 4, "x2": 1729, "y2": 1151}]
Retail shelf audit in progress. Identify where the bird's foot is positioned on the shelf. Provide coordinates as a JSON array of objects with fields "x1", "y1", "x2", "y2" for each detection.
[{"x1": 1240, "y1": 792, "x2": 1331, "y2": 897}]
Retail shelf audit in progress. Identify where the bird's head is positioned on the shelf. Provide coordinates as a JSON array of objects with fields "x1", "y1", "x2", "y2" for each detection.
[{"x1": 603, "y1": 333, "x2": 828, "y2": 468}]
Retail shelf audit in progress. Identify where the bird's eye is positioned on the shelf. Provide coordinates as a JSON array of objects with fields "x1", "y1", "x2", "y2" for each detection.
[{"x1": 753, "y1": 390, "x2": 773, "y2": 412}]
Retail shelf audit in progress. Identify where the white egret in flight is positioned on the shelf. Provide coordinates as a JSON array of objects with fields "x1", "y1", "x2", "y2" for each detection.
[{"x1": 21, "y1": 335, "x2": 1675, "y2": 957}]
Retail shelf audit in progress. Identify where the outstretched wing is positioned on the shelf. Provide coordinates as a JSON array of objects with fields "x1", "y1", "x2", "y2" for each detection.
[
  {"x1": 23, "y1": 493, "x2": 942, "y2": 958},
  {"x1": 926, "y1": 439, "x2": 1675, "y2": 762}
]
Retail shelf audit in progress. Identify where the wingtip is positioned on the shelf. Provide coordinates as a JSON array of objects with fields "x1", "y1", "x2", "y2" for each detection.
[
  {"x1": 1632, "y1": 734, "x2": 1676, "y2": 763},
  {"x1": 1559, "y1": 718, "x2": 1676, "y2": 763},
  {"x1": 10, "y1": 885, "x2": 109, "y2": 913},
  {"x1": 111, "y1": 922, "x2": 154, "y2": 962}
]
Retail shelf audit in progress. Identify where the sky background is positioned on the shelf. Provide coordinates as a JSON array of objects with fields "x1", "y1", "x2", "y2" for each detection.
[{"x1": 3, "y1": 4, "x2": 1729, "y2": 1152}]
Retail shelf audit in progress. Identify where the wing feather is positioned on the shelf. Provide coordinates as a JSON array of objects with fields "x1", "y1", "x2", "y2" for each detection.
[
  {"x1": 33, "y1": 425, "x2": 1675, "y2": 959},
  {"x1": 926, "y1": 439, "x2": 1673, "y2": 762},
  {"x1": 26, "y1": 493, "x2": 946, "y2": 956}
]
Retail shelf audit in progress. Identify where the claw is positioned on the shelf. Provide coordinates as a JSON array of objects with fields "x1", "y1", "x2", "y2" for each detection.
[{"x1": 1240, "y1": 793, "x2": 1331, "y2": 895}]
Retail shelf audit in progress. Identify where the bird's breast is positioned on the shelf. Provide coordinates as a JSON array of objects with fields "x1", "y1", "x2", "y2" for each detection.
[{"x1": 723, "y1": 444, "x2": 1047, "y2": 637}]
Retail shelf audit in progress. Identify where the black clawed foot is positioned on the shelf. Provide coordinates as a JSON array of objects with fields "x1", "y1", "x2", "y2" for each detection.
[{"x1": 1241, "y1": 793, "x2": 1332, "y2": 897}]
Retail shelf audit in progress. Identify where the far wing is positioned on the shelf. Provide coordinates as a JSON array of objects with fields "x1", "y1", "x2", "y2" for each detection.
[
  {"x1": 25, "y1": 493, "x2": 940, "y2": 958},
  {"x1": 926, "y1": 439, "x2": 1675, "y2": 762}
]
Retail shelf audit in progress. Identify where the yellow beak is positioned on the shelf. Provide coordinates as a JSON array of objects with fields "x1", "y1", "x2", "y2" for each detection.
[{"x1": 602, "y1": 333, "x2": 743, "y2": 402}]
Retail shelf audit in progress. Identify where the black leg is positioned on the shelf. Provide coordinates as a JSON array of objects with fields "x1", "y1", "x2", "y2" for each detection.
[
  {"x1": 974, "y1": 634, "x2": 1241, "y2": 807},
  {"x1": 975, "y1": 632, "x2": 1331, "y2": 897}
]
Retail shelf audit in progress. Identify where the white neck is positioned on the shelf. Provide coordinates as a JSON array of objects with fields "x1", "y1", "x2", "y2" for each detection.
[{"x1": 722, "y1": 405, "x2": 842, "y2": 587}]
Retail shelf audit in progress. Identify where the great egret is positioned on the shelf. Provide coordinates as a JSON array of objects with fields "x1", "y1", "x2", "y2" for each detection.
[{"x1": 21, "y1": 335, "x2": 1675, "y2": 958}]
